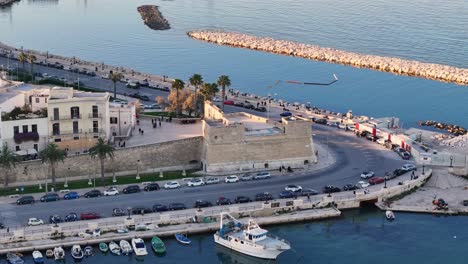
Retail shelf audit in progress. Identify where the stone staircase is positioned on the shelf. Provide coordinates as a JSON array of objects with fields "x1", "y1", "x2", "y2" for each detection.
[{"x1": 425, "y1": 169, "x2": 468, "y2": 189}]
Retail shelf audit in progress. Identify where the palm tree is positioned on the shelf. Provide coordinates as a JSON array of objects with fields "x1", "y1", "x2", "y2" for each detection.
[
  {"x1": 109, "y1": 72, "x2": 124, "y2": 100},
  {"x1": 200, "y1": 83, "x2": 219, "y2": 101},
  {"x1": 27, "y1": 54, "x2": 37, "y2": 82},
  {"x1": 40, "y1": 143, "x2": 66, "y2": 187},
  {"x1": 0, "y1": 143, "x2": 18, "y2": 188},
  {"x1": 189, "y1": 74, "x2": 203, "y2": 116},
  {"x1": 217, "y1": 75, "x2": 231, "y2": 112},
  {"x1": 171, "y1": 79, "x2": 185, "y2": 116},
  {"x1": 88, "y1": 138, "x2": 114, "y2": 181},
  {"x1": 18, "y1": 52, "x2": 27, "y2": 79}
]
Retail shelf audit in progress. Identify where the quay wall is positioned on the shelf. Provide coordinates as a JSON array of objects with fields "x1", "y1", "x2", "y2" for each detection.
[
  {"x1": 187, "y1": 30, "x2": 468, "y2": 85},
  {"x1": 7, "y1": 137, "x2": 203, "y2": 184}
]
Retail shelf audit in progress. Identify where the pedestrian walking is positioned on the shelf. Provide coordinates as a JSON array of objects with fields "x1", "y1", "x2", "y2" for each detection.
[
  {"x1": 159, "y1": 120, "x2": 161, "y2": 126},
  {"x1": 307, "y1": 193, "x2": 310, "y2": 201}
]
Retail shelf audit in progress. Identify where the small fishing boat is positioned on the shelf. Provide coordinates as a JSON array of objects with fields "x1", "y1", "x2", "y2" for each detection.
[
  {"x1": 32, "y1": 250, "x2": 44, "y2": 264},
  {"x1": 116, "y1": 228, "x2": 129, "y2": 234},
  {"x1": 84, "y1": 245, "x2": 94, "y2": 256},
  {"x1": 99, "y1": 242, "x2": 109, "y2": 253},
  {"x1": 151, "y1": 236, "x2": 166, "y2": 254},
  {"x1": 120, "y1": 240, "x2": 133, "y2": 255},
  {"x1": 175, "y1": 234, "x2": 191, "y2": 245},
  {"x1": 131, "y1": 238, "x2": 148, "y2": 256},
  {"x1": 54, "y1": 247, "x2": 65, "y2": 260},
  {"x1": 386, "y1": 210, "x2": 395, "y2": 221},
  {"x1": 71, "y1": 245, "x2": 84, "y2": 261},
  {"x1": 6, "y1": 253, "x2": 24, "y2": 264},
  {"x1": 109, "y1": 241, "x2": 121, "y2": 255},
  {"x1": 45, "y1": 249, "x2": 54, "y2": 258}
]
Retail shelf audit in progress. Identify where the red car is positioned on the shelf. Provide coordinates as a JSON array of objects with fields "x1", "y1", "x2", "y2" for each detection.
[
  {"x1": 80, "y1": 212, "x2": 101, "y2": 220},
  {"x1": 368, "y1": 177, "x2": 385, "y2": 185},
  {"x1": 223, "y1": 100, "x2": 234, "y2": 105}
]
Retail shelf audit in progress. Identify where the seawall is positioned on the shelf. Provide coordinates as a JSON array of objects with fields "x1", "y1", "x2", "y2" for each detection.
[{"x1": 187, "y1": 30, "x2": 468, "y2": 86}]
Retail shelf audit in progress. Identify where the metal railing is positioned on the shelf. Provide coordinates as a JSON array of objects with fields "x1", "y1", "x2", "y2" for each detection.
[
  {"x1": 50, "y1": 114, "x2": 82, "y2": 121},
  {"x1": 88, "y1": 113, "x2": 103, "y2": 118}
]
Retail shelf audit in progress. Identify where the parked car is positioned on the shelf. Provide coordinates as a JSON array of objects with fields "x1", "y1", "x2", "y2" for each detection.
[
  {"x1": 314, "y1": 118, "x2": 328, "y2": 125},
  {"x1": 164, "y1": 181, "x2": 180, "y2": 189},
  {"x1": 254, "y1": 171, "x2": 271, "y2": 180},
  {"x1": 131, "y1": 206, "x2": 152, "y2": 214},
  {"x1": 240, "y1": 174, "x2": 254, "y2": 181},
  {"x1": 343, "y1": 184, "x2": 359, "y2": 191},
  {"x1": 368, "y1": 177, "x2": 385, "y2": 185},
  {"x1": 40, "y1": 193, "x2": 60, "y2": 202},
  {"x1": 393, "y1": 169, "x2": 407, "y2": 177},
  {"x1": 225, "y1": 175, "x2": 239, "y2": 183},
  {"x1": 28, "y1": 217, "x2": 44, "y2": 226},
  {"x1": 216, "y1": 197, "x2": 232, "y2": 205},
  {"x1": 255, "y1": 192, "x2": 274, "y2": 201},
  {"x1": 0, "y1": 222, "x2": 4, "y2": 229},
  {"x1": 187, "y1": 178, "x2": 205, "y2": 187},
  {"x1": 80, "y1": 212, "x2": 101, "y2": 220},
  {"x1": 279, "y1": 191, "x2": 297, "y2": 199},
  {"x1": 104, "y1": 187, "x2": 119, "y2": 196},
  {"x1": 194, "y1": 200, "x2": 212, "y2": 208},
  {"x1": 144, "y1": 183, "x2": 160, "y2": 191},
  {"x1": 224, "y1": 100, "x2": 234, "y2": 105},
  {"x1": 280, "y1": 111, "x2": 292, "y2": 117},
  {"x1": 360, "y1": 171, "x2": 375, "y2": 179},
  {"x1": 463, "y1": 200, "x2": 468, "y2": 206},
  {"x1": 112, "y1": 208, "x2": 126, "y2": 217},
  {"x1": 255, "y1": 106, "x2": 267, "y2": 112},
  {"x1": 168, "y1": 203, "x2": 187, "y2": 211},
  {"x1": 285, "y1": 185, "x2": 302, "y2": 192},
  {"x1": 234, "y1": 102, "x2": 244, "y2": 107},
  {"x1": 16, "y1": 196, "x2": 35, "y2": 205},
  {"x1": 356, "y1": 181, "x2": 370, "y2": 188},
  {"x1": 84, "y1": 190, "x2": 102, "y2": 198},
  {"x1": 206, "y1": 177, "x2": 220, "y2": 184},
  {"x1": 152, "y1": 204, "x2": 169, "y2": 212},
  {"x1": 401, "y1": 164, "x2": 417, "y2": 171},
  {"x1": 234, "y1": 196, "x2": 251, "y2": 204},
  {"x1": 63, "y1": 191, "x2": 79, "y2": 200},
  {"x1": 65, "y1": 213, "x2": 79, "y2": 222},
  {"x1": 322, "y1": 185, "x2": 341, "y2": 194},
  {"x1": 123, "y1": 185, "x2": 141, "y2": 194},
  {"x1": 49, "y1": 215, "x2": 63, "y2": 224},
  {"x1": 299, "y1": 188, "x2": 319, "y2": 196},
  {"x1": 126, "y1": 80, "x2": 140, "y2": 89},
  {"x1": 401, "y1": 152, "x2": 411, "y2": 160}
]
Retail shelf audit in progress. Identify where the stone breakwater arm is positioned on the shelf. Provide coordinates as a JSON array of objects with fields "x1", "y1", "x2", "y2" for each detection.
[
  {"x1": 0, "y1": 0, "x2": 19, "y2": 7},
  {"x1": 187, "y1": 30, "x2": 468, "y2": 85},
  {"x1": 137, "y1": 5, "x2": 170, "y2": 30}
]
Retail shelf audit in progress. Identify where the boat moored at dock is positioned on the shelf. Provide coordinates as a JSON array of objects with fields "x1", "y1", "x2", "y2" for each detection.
[
  {"x1": 151, "y1": 236, "x2": 166, "y2": 254},
  {"x1": 32, "y1": 250, "x2": 44, "y2": 264},
  {"x1": 120, "y1": 240, "x2": 133, "y2": 255},
  {"x1": 131, "y1": 238, "x2": 148, "y2": 256},
  {"x1": 6, "y1": 253, "x2": 24, "y2": 264},
  {"x1": 71, "y1": 245, "x2": 84, "y2": 261},
  {"x1": 53, "y1": 247, "x2": 65, "y2": 261}
]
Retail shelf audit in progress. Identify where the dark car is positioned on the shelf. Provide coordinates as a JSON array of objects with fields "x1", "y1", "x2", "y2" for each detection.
[
  {"x1": 368, "y1": 177, "x2": 385, "y2": 185},
  {"x1": 144, "y1": 183, "x2": 160, "y2": 191},
  {"x1": 393, "y1": 169, "x2": 407, "y2": 177},
  {"x1": 280, "y1": 111, "x2": 292, "y2": 117},
  {"x1": 152, "y1": 204, "x2": 169, "y2": 212},
  {"x1": 112, "y1": 208, "x2": 126, "y2": 217},
  {"x1": 463, "y1": 200, "x2": 468, "y2": 206},
  {"x1": 40, "y1": 193, "x2": 60, "y2": 202},
  {"x1": 168, "y1": 203, "x2": 187, "y2": 211},
  {"x1": 322, "y1": 185, "x2": 341, "y2": 194},
  {"x1": 255, "y1": 192, "x2": 274, "y2": 202},
  {"x1": 194, "y1": 200, "x2": 213, "y2": 208},
  {"x1": 234, "y1": 102, "x2": 244, "y2": 107},
  {"x1": 234, "y1": 196, "x2": 251, "y2": 204},
  {"x1": 299, "y1": 188, "x2": 319, "y2": 196},
  {"x1": 279, "y1": 191, "x2": 297, "y2": 199},
  {"x1": 343, "y1": 184, "x2": 359, "y2": 191},
  {"x1": 131, "y1": 206, "x2": 152, "y2": 214},
  {"x1": 123, "y1": 185, "x2": 141, "y2": 194},
  {"x1": 63, "y1": 191, "x2": 79, "y2": 200},
  {"x1": 255, "y1": 107, "x2": 267, "y2": 112},
  {"x1": 16, "y1": 196, "x2": 35, "y2": 205},
  {"x1": 80, "y1": 212, "x2": 101, "y2": 220},
  {"x1": 0, "y1": 222, "x2": 4, "y2": 229},
  {"x1": 49, "y1": 215, "x2": 63, "y2": 224},
  {"x1": 314, "y1": 118, "x2": 328, "y2": 125},
  {"x1": 65, "y1": 213, "x2": 78, "y2": 222},
  {"x1": 84, "y1": 190, "x2": 102, "y2": 198},
  {"x1": 216, "y1": 197, "x2": 232, "y2": 205}
]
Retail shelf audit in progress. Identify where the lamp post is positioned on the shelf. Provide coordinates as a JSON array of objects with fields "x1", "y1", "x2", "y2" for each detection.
[
  {"x1": 64, "y1": 167, "x2": 70, "y2": 188},
  {"x1": 450, "y1": 156, "x2": 453, "y2": 167},
  {"x1": 384, "y1": 177, "x2": 387, "y2": 188},
  {"x1": 136, "y1": 160, "x2": 140, "y2": 180},
  {"x1": 422, "y1": 165, "x2": 425, "y2": 175},
  {"x1": 127, "y1": 207, "x2": 132, "y2": 220}
]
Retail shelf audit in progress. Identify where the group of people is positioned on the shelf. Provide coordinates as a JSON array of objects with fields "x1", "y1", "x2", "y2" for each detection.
[{"x1": 151, "y1": 118, "x2": 162, "y2": 129}]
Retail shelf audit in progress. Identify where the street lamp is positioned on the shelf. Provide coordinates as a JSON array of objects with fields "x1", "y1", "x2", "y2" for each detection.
[
  {"x1": 422, "y1": 165, "x2": 425, "y2": 175},
  {"x1": 127, "y1": 207, "x2": 132, "y2": 220},
  {"x1": 64, "y1": 167, "x2": 70, "y2": 188},
  {"x1": 450, "y1": 156, "x2": 453, "y2": 167},
  {"x1": 136, "y1": 160, "x2": 140, "y2": 180},
  {"x1": 384, "y1": 178, "x2": 387, "y2": 188}
]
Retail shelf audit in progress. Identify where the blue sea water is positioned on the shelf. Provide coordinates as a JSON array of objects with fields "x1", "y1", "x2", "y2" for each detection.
[{"x1": 0, "y1": 0, "x2": 467, "y2": 128}]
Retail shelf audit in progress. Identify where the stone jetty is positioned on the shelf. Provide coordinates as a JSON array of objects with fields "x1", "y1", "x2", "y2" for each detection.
[
  {"x1": 0, "y1": 0, "x2": 19, "y2": 7},
  {"x1": 137, "y1": 5, "x2": 170, "y2": 30},
  {"x1": 187, "y1": 30, "x2": 468, "y2": 86}
]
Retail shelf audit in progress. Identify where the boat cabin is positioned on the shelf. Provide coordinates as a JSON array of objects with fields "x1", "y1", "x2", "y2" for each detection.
[{"x1": 244, "y1": 227, "x2": 268, "y2": 242}]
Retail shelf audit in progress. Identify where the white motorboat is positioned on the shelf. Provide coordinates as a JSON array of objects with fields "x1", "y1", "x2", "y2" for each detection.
[
  {"x1": 386, "y1": 210, "x2": 395, "y2": 221},
  {"x1": 45, "y1": 249, "x2": 54, "y2": 259},
  {"x1": 131, "y1": 238, "x2": 148, "y2": 256},
  {"x1": 32, "y1": 250, "x2": 44, "y2": 264},
  {"x1": 214, "y1": 213, "x2": 291, "y2": 260},
  {"x1": 71, "y1": 245, "x2": 84, "y2": 261},
  {"x1": 120, "y1": 240, "x2": 133, "y2": 255},
  {"x1": 109, "y1": 241, "x2": 121, "y2": 255},
  {"x1": 53, "y1": 247, "x2": 65, "y2": 260},
  {"x1": 84, "y1": 245, "x2": 94, "y2": 256}
]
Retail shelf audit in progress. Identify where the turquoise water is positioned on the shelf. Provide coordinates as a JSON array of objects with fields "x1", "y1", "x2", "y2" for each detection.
[
  {"x1": 0, "y1": 0, "x2": 467, "y2": 127},
  {"x1": 11, "y1": 209, "x2": 468, "y2": 263}
]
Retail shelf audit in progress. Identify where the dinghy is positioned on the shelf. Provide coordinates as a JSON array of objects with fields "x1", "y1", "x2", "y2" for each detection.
[
  {"x1": 6, "y1": 253, "x2": 24, "y2": 264},
  {"x1": 120, "y1": 240, "x2": 133, "y2": 255},
  {"x1": 45, "y1": 249, "x2": 54, "y2": 258},
  {"x1": 32, "y1": 250, "x2": 44, "y2": 264},
  {"x1": 53, "y1": 247, "x2": 65, "y2": 260},
  {"x1": 386, "y1": 210, "x2": 395, "y2": 221},
  {"x1": 99, "y1": 242, "x2": 109, "y2": 253},
  {"x1": 151, "y1": 236, "x2": 166, "y2": 254},
  {"x1": 71, "y1": 245, "x2": 84, "y2": 261},
  {"x1": 84, "y1": 245, "x2": 94, "y2": 256},
  {"x1": 109, "y1": 241, "x2": 121, "y2": 255},
  {"x1": 175, "y1": 234, "x2": 191, "y2": 245}
]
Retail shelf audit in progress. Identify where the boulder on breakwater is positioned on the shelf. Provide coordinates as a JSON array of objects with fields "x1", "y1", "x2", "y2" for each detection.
[
  {"x1": 137, "y1": 5, "x2": 170, "y2": 30},
  {"x1": 187, "y1": 30, "x2": 468, "y2": 86}
]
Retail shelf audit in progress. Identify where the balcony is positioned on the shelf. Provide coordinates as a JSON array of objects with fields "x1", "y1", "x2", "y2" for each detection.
[
  {"x1": 50, "y1": 115, "x2": 82, "y2": 121},
  {"x1": 88, "y1": 128, "x2": 104, "y2": 134},
  {"x1": 88, "y1": 113, "x2": 103, "y2": 118},
  {"x1": 50, "y1": 129, "x2": 83, "y2": 138}
]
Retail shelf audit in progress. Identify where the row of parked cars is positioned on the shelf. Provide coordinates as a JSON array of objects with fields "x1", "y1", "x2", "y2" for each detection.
[{"x1": 226, "y1": 100, "x2": 267, "y2": 112}]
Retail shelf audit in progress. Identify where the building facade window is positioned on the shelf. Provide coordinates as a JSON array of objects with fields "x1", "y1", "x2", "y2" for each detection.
[
  {"x1": 13, "y1": 126, "x2": 19, "y2": 135},
  {"x1": 73, "y1": 121, "x2": 79, "y2": 134},
  {"x1": 32, "y1": 124, "x2": 37, "y2": 133},
  {"x1": 52, "y1": 123, "x2": 60, "y2": 136},
  {"x1": 93, "y1": 121, "x2": 99, "y2": 133},
  {"x1": 15, "y1": 146, "x2": 20, "y2": 151},
  {"x1": 53, "y1": 108, "x2": 59, "y2": 121},
  {"x1": 35, "y1": 98, "x2": 39, "y2": 103},
  {"x1": 45, "y1": 98, "x2": 48, "y2": 103},
  {"x1": 22, "y1": 125, "x2": 28, "y2": 133},
  {"x1": 92, "y1": 105, "x2": 99, "y2": 118},
  {"x1": 54, "y1": 138, "x2": 61, "y2": 142},
  {"x1": 71, "y1": 107, "x2": 80, "y2": 119},
  {"x1": 110, "y1": 117, "x2": 118, "y2": 124},
  {"x1": 33, "y1": 144, "x2": 38, "y2": 151}
]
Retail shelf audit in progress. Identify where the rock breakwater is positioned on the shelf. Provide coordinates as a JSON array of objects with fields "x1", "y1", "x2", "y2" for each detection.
[
  {"x1": 0, "y1": 0, "x2": 19, "y2": 7},
  {"x1": 137, "y1": 5, "x2": 170, "y2": 30},
  {"x1": 187, "y1": 30, "x2": 468, "y2": 85}
]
